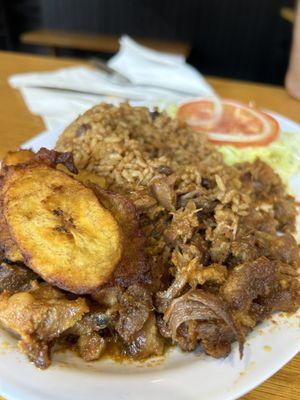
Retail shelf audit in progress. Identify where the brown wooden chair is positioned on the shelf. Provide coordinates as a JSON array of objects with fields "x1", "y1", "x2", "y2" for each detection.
[{"x1": 20, "y1": 29, "x2": 191, "y2": 57}]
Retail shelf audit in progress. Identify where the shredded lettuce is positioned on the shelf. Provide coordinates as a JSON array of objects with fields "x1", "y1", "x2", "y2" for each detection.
[
  {"x1": 219, "y1": 131, "x2": 300, "y2": 183},
  {"x1": 165, "y1": 103, "x2": 178, "y2": 118}
]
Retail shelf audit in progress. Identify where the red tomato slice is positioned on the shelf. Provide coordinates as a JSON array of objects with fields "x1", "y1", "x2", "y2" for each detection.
[{"x1": 177, "y1": 98, "x2": 280, "y2": 147}]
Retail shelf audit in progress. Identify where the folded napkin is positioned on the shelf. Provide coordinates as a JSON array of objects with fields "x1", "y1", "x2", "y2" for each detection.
[
  {"x1": 9, "y1": 36, "x2": 216, "y2": 130},
  {"x1": 109, "y1": 36, "x2": 214, "y2": 97}
]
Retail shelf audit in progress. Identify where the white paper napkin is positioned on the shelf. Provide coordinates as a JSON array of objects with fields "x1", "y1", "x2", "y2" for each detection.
[
  {"x1": 109, "y1": 36, "x2": 214, "y2": 97},
  {"x1": 9, "y1": 36, "x2": 216, "y2": 130}
]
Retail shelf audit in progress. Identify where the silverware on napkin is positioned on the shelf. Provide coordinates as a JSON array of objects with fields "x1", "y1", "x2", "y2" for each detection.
[{"x1": 90, "y1": 57, "x2": 196, "y2": 97}]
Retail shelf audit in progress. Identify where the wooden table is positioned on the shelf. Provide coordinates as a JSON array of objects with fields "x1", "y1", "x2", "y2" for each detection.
[{"x1": 0, "y1": 50, "x2": 299, "y2": 400}]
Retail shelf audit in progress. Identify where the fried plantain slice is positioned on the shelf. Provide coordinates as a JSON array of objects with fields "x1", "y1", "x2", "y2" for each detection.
[
  {"x1": 2, "y1": 164, "x2": 122, "y2": 293},
  {"x1": 0, "y1": 177, "x2": 24, "y2": 262},
  {"x1": 57, "y1": 164, "x2": 107, "y2": 188},
  {"x1": 72, "y1": 169, "x2": 107, "y2": 188},
  {"x1": 2, "y1": 149, "x2": 35, "y2": 167},
  {"x1": 0, "y1": 208, "x2": 24, "y2": 262}
]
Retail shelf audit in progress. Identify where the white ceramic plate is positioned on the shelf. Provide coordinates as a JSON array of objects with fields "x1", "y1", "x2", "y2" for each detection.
[{"x1": 0, "y1": 113, "x2": 299, "y2": 400}]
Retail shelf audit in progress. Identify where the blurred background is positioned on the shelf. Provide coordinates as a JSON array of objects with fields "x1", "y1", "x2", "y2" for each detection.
[{"x1": 0, "y1": 0, "x2": 297, "y2": 85}]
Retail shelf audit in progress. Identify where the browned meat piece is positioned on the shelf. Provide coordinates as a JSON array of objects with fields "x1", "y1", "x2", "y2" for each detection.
[
  {"x1": 164, "y1": 200, "x2": 199, "y2": 246},
  {"x1": 230, "y1": 209, "x2": 278, "y2": 265},
  {"x1": 273, "y1": 197, "x2": 297, "y2": 232},
  {"x1": 91, "y1": 185, "x2": 159, "y2": 291},
  {"x1": 237, "y1": 263, "x2": 300, "y2": 324},
  {"x1": 150, "y1": 175, "x2": 177, "y2": 211},
  {"x1": 77, "y1": 333, "x2": 106, "y2": 361},
  {"x1": 174, "y1": 320, "x2": 199, "y2": 352},
  {"x1": 190, "y1": 233, "x2": 211, "y2": 265},
  {"x1": 34, "y1": 147, "x2": 78, "y2": 174},
  {"x1": 156, "y1": 314, "x2": 171, "y2": 338},
  {"x1": 128, "y1": 186, "x2": 157, "y2": 211},
  {"x1": 264, "y1": 286, "x2": 300, "y2": 312},
  {"x1": 156, "y1": 245, "x2": 228, "y2": 313},
  {"x1": 238, "y1": 159, "x2": 284, "y2": 200},
  {"x1": 197, "y1": 321, "x2": 236, "y2": 358},
  {"x1": 208, "y1": 206, "x2": 238, "y2": 263},
  {"x1": 125, "y1": 314, "x2": 164, "y2": 358},
  {"x1": 93, "y1": 283, "x2": 163, "y2": 359},
  {"x1": 115, "y1": 284, "x2": 152, "y2": 342},
  {"x1": 222, "y1": 257, "x2": 278, "y2": 310},
  {"x1": 91, "y1": 286, "x2": 124, "y2": 335},
  {"x1": 73, "y1": 311, "x2": 109, "y2": 333},
  {"x1": 19, "y1": 340, "x2": 51, "y2": 369},
  {"x1": 156, "y1": 245, "x2": 202, "y2": 312},
  {"x1": 245, "y1": 284, "x2": 300, "y2": 326},
  {"x1": 195, "y1": 264, "x2": 228, "y2": 285},
  {"x1": 92, "y1": 286, "x2": 122, "y2": 309},
  {"x1": 69, "y1": 312, "x2": 108, "y2": 361},
  {"x1": 89, "y1": 190, "x2": 162, "y2": 363},
  {"x1": 232, "y1": 309, "x2": 258, "y2": 331},
  {"x1": 258, "y1": 262, "x2": 300, "y2": 313},
  {"x1": 0, "y1": 147, "x2": 78, "y2": 176},
  {"x1": 0, "y1": 262, "x2": 37, "y2": 293},
  {"x1": 0, "y1": 283, "x2": 88, "y2": 369},
  {"x1": 231, "y1": 214, "x2": 299, "y2": 268},
  {"x1": 256, "y1": 289, "x2": 298, "y2": 314},
  {"x1": 255, "y1": 232, "x2": 299, "y2": 266},
  {"x1": 228, "y1": 213, "x2": 265, "y2": 265},
  {"x1": 230, "y1": 234, "x2": 259, "y2": 264},
  {"x1": 240, "y1": 209, "x2": 278, "y2": 234},
  {"x1": 93, "y1": 284, "x2": 163, "y2": 360},
  {"x1": 163, "y1": 289, "x2": 244, "y2": 357}
]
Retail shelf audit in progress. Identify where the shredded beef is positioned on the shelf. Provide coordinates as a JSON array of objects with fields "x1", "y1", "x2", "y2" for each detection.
[
  {"x1": 221, "y1": 257, "x2": 278, "y2": 310},
  {"x1": 0, "y1": 283, "x2": 88, "y2": 369},
  {"x1": 0, "y1": 261, "x2": 38, "y2": 293},
  {"x1": 150, "y1": 175, "x2": 177, "y2": 211},
  {"x1": 125, "y1": 314, "x2": 164, "y2": 358},
  {"x1": 115, "y1": 284, "x2": 152, "y2": 341},
  {"x1": 162, "y1": 289, "x2": 244, "y2": 357}
]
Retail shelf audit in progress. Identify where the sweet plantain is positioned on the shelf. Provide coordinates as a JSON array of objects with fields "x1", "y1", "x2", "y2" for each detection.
[
  {"x1": 2, "y1": 164, "x2": 122, "y2": 293},
  {"x1": 2, "y1": 149, "x2": 35, "y2": 166}
]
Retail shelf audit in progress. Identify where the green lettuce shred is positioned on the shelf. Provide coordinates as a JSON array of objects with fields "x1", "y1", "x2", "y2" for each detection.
[{"x1": 219, "y1": 131, "x2": 300, "y2": 183}]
